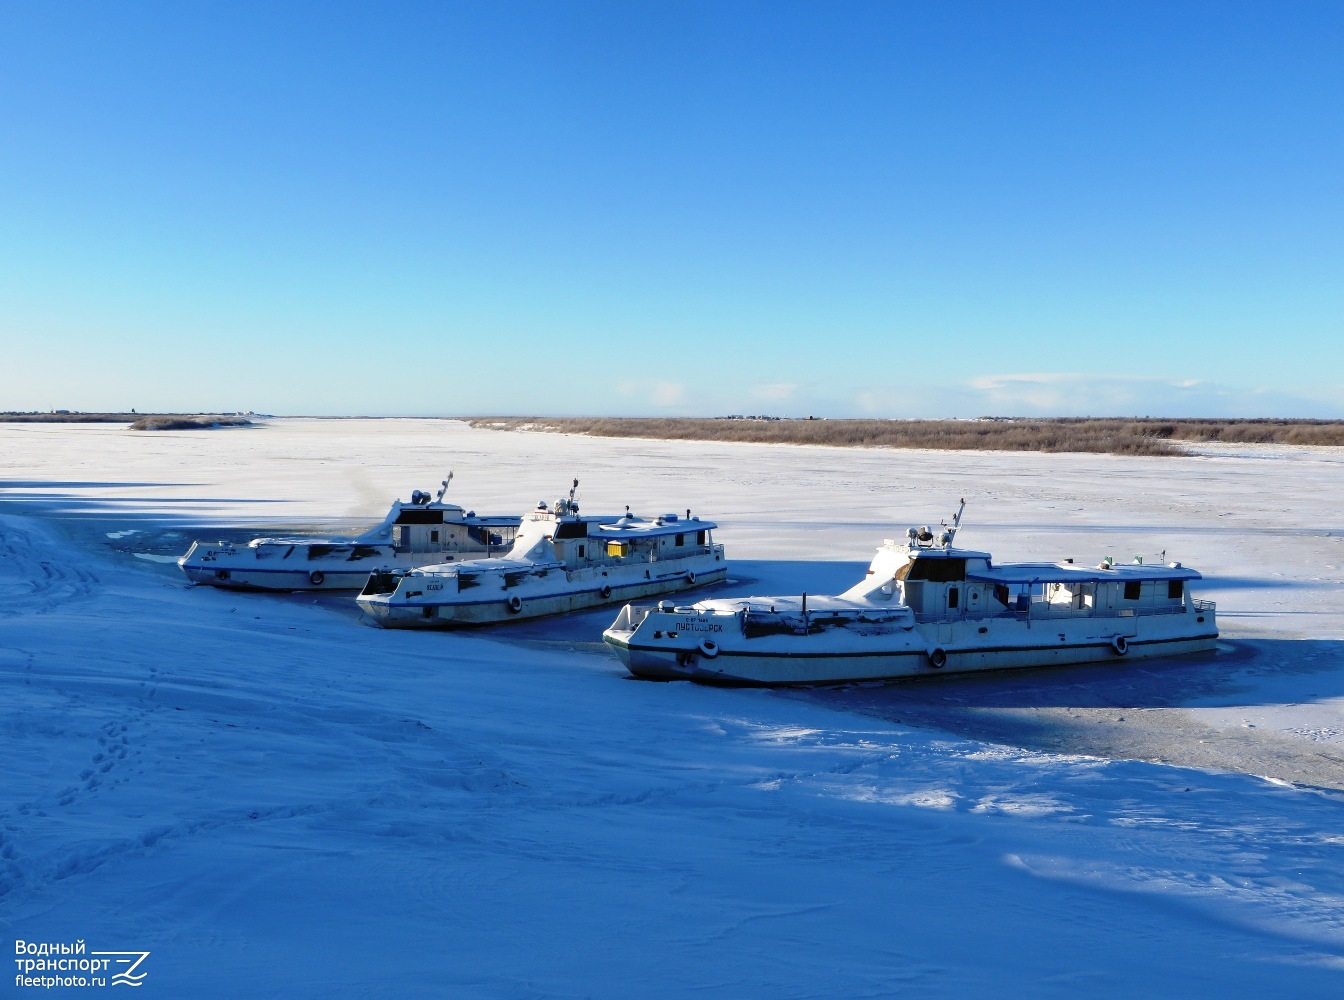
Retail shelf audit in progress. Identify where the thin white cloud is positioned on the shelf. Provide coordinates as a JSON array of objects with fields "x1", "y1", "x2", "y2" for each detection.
[
  {"x1": 749, "y1": 383, "x2": 802, "y2": 403},
  {"x1": 853, "y1": 374, "x2": 1342, "y2": 419},
  {"x1": 542, "y1": 374, "x2": 1339, "y2": 419},
  {"x1": 968, "y1": 373, "x2": 1093, "y2": 390},
  {"x1": 615, "y1": 380, "x2": 687, "y2": 407}
]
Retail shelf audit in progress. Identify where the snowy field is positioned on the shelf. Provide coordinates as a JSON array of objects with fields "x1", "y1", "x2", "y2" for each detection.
[{"x1": 3, "y1": 417, "x2": 1343, "y2": 997}]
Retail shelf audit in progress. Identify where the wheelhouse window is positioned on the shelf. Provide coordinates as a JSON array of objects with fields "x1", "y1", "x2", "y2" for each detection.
[
  {"x1": 1168, "y1": 580, "x2": 1184, "y2": 599},
  {"x1": 1124, "y1": 581, "x2": 1141, "y2": 601},
  {"x1": 675, "y1": 533, "x2": 686, "y2": 547},
  {"x1": 903, "y1": 557, "x2": 967, "y2": 583}
]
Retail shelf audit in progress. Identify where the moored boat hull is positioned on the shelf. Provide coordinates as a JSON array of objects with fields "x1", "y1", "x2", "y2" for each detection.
[
  {"x1": 603, "y1": 498, "x2": 1218, "y2": 686},
  {"x1": 607, "y1": 622, "x2": 1217, "y2": 686},
  {"x1": 176, "y1": 473, "x2": 520, "y2": 591},
  {"x1": 177, "y1": 541, "x2": 457, "y2": 591},
  {"x1": 361, "y1": 564, "x2": 728, "y2": 628}
]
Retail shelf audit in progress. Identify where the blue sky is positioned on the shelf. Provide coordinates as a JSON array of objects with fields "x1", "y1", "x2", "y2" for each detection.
[{"x1": 1, "y1": 1, "x2": 1340, "y2": 418}]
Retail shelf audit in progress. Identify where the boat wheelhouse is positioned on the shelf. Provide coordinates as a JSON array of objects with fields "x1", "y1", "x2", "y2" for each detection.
[
  {"x1": 603, "y1": 500, "x2": 1217, "y2": 685},
  {"x1": 356, "y1": 480, "x2": 727, "y2": 627},
  {"x1": 177, "y1": 474, "x2": 519, "y2": 591}
]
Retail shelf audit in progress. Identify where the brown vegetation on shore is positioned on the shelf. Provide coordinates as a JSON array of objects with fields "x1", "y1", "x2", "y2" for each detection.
[
  {"x1": 0, "y1": 412, "x2": 253, "y2": 430},
  {"x1": 129, "y1": 415, "x2": 253, "y2": 430},
  {"x1": 466, "y1": 417, "x2": 1344, "y2": 456}
]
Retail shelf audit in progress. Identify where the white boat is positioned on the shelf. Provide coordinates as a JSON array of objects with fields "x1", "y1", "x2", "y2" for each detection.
[
  {"x1": 603, "y1": 500, "x2": 1218, "y2": 685},
  {"x1": 356, "y1": 480, "x2": 727, "y2": 627},
  {"x1": 177, "y1": 474, "x2": 520, "y2": 591}
]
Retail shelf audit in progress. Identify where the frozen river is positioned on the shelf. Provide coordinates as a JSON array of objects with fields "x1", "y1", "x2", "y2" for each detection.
[{"x1": 3, "y1": 418, "x2": 1343, "y2": 996}]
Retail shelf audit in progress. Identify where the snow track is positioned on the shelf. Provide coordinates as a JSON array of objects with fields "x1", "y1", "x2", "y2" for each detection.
[{"x1": 0, "y1": 520, "x2": 99, "y2": 614}]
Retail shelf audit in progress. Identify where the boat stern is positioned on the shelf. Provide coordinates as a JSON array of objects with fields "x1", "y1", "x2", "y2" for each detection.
[
  {"x1": 356, "y1": 568, "x2": 441, "y2": 627},
  {"x1": 602, "y1": 601, "x2": 734, "y2": 680}
]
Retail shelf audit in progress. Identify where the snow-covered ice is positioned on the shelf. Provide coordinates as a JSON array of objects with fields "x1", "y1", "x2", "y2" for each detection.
[{"x1": 3, "y1": 418, "x2": 1343, "y2": 996}]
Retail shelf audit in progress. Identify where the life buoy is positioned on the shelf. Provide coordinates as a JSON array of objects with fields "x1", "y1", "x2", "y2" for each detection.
[
  {"x1": 686, "y1": 571, "x2": 697, "y2": 585},
  {"x1": 600, "y1": 584, "x2": 612, "y2": 599},
  {"x1": 507, "y1": 595, "x2": 523, "y2": 614},
  {"x1": 308, "y1": 571, "x2": 324, "y2": 586},
  {"x1": 1111, "y1": 635, "x2": 1129, "y2": 656},
  {"x1": 698, "y1": 639, "x2": 719, "y2": 659},
  {"x1": 927, "y1": 647, "x2": 947, "y2": 669}
]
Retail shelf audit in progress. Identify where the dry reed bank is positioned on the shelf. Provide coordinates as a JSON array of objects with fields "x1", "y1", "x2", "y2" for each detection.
[
  {"x1": 1, "y1": 412, "x2": 253, "y2": 430},
  {"x1": 128, "y1": 415, "x2": 253, "y2": 430},
  {"x1": 467, "y1": 417, "x2": 1344, "y2": 456}
]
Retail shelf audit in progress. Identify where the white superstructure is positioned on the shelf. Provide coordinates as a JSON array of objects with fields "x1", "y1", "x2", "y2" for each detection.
[
  {"x1": 356, "y1": 480, "x2": 727, "y2": 627},
  {"x1": 177, "y1": 474, "x2": 519, "y2": 590},
  {"x1": 604, "y1": 500, "x2": 1218, "y2": 685}
]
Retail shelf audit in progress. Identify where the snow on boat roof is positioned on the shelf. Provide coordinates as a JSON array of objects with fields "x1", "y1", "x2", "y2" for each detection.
[
  {"x1": 590, "y1": 515, "x2": 716, "y2": 538},
  {"x1": 409, "y1": 556, "x2": 565, "y2": 576},
  {"x1": 968, "y1": 561, "x2": 1203, "y2": 584},
  {"x1": 248, "y1": 537, "x2": 379, "y2": 547},
  {"x1": 694, "y1": 595, "x2": 904, "y2": 615},
  {"x1": 911, "y1": 546, "x2": 993, "y2": 560}
]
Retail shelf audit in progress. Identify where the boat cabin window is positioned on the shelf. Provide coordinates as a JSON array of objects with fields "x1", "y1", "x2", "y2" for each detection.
[
  {"x1": 1168, "y1": 580, "x2": 1183, "y2": 599},
  {"x1": 430, "y1": 530, "x2": 440, "y2": 543},
  {"x1": 466, "y1": 525, "x2": 512, "y2": 548},
  {"x1": 1124, "y1": 581, "x2": 1141, "y2": 601},
  {"x1": 902, "y1": 557, "x2": 966, "y2": 583},
  {"x1": 554, "y1": 522, "x2": 588, "y2": 540},
  {"x1": 676, "y1": 533, "x2": 686, "y2": 547},
  {"x1": 578, "y1": 544, "x2": 586, "y2": 558},
  {"x1": 396, "y1": 509, "x2": 443, "y2": 525},
  {"x1": 948, "y1": 587, "x2": 959, "y2": 609},
  {"x1": 696, "y1": 529, "x2": 707, "y2": 545}
]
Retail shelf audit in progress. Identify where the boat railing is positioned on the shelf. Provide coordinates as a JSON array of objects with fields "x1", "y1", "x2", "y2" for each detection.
[
  {"x1": 611, "y1": 541, "x2": 724, "y2": 565},
  {"x1": 915, "y1": 600, "x2": 1211, "y2": 625}
]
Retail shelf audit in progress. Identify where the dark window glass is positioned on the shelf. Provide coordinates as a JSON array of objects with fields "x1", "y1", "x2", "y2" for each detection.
[
  {"x1": 948, "y1": 587, "x2": 960, "y2": 609},
  {"x1": 906, "y1": 557, "x2": 966, "y2": 582},
  {"x1": 395, "y1": 509, "x2": 443, "y2": 525},
  {"x1": 1124, "y1": 581, "x2": 1141, "y2": 600},
  {"x1": 1168, "y1": 580, "x2": 1183, "y2": 599}
]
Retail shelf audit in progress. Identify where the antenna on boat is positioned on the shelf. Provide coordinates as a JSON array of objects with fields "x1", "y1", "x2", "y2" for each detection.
[
  {"x1": 942, "y1": 498, "x2": 966, "y2": 545},
  {"x1": 436, "y1": 471, "x2": 453, "y2": 504}
]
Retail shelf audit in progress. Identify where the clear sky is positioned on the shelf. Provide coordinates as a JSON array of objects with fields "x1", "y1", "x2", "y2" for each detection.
[{"x1": 1, "y1": 1, "x2": 1340, "y2": 418}]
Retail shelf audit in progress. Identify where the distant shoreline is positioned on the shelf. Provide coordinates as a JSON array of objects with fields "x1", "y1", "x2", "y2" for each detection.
[
  {"x1": 464, "y1": 416, "x2": 1344, "y2": 456},
  {"x1": 7, "y1": 413, "x2": 1342, "y2": 454},
  {"x1": 1, "y1": 412, "x2": 253, "y2": 430}
]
